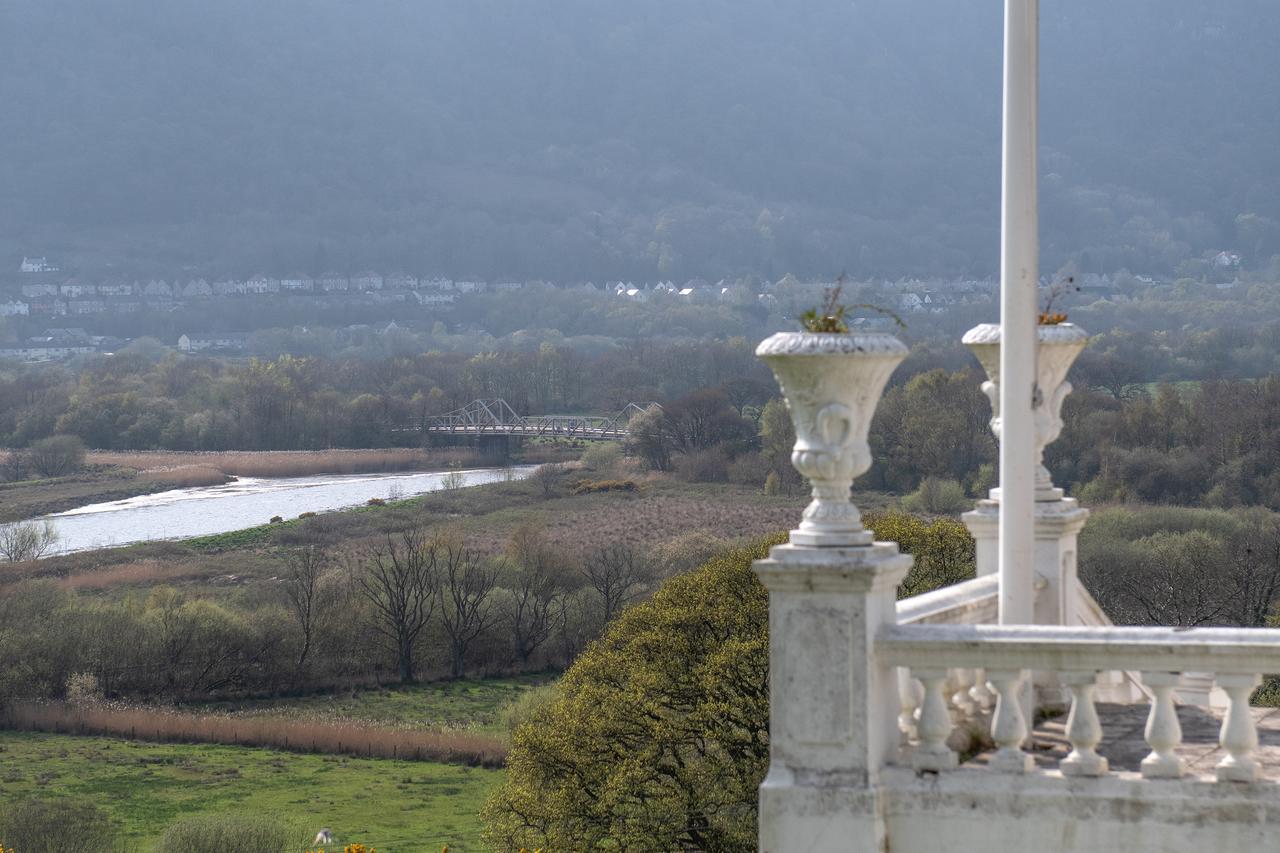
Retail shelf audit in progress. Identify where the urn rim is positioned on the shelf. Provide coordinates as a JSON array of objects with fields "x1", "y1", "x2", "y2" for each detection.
[
  {"x1": 961, "y1": 321, "x2": 1089, "y2": 347},
  {"x1": 755, "y1": 330, "x2": 909, "y2": 358}
]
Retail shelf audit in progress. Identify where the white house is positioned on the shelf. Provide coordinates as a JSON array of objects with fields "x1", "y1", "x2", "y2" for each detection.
[
  {"x1": 317, "y1": 273, "x2": 349, "y2": 292},
  {"x1": 351, "y1": 271, "x2": 384, "y2": 291},
  {"x1": 181, "y1": 278, "x2": 214, "y2": 298},
  {"x1": 68, "y1": 299, "x2": 108, "y2": 315},
  {"x1": 19, "y1": 256, "x2": 57, "y2": 273},
  {"x1": 385, "y1": 273, "x2": 419, "y2": 290},
  {"x1": 279, "y1": 274, "x2": 313, "y2": 292},
  {"x1": 143, "y1": 279, "x2": 173, "y2": 297},
  {"x1": 0, "y1": 300, "x2": 30, "y2": 317},
  {"x1": 20, "y1": 283, "x2": 58, "y2": 298},
  {"x1": 59, "y1": 278, "x2": 96, "y2": 298},
  {"x1": 243, "y1": 275, "x2": 278, "y2": 295},
  {"x1": 98, "y1": 279, "x2": 134, "y2": 297},
  {"x1": 413, "y1": 292, "x2": 455, "y2": 306},
  {"x1": 178, "y1": 332, "x2": 251, "y2": 353}
]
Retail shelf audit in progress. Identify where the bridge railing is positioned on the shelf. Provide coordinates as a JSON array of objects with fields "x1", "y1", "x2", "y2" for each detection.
[{"x1": 409, "y1": 399, "x2": 659, "y2": 439}]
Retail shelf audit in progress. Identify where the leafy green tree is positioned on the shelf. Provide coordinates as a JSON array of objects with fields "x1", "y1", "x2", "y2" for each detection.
[
  {"x1": 483, "y1": 536, "x2": 780, "y2": 852},
  {"x1": 867, "y1": 511, "x2": 976, "y2": 598}
]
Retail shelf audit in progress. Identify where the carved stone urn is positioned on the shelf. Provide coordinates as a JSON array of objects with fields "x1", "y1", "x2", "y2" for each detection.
[
  {"x1": 756, "y1": 331, "x2": 908, "y2": 546},
  {"x1": 962, "y1": 322, "x2": 1089, "y2": 501}
]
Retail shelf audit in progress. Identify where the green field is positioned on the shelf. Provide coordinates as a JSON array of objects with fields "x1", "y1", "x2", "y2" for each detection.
[
  {"x1": 0, "y1": 732, "x2": 500, "y2": 852},
  {"x1": 192, "y1": 675, "x2": 554, "y2": 738}
]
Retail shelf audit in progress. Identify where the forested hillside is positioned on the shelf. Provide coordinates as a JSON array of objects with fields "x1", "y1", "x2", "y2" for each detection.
[{"x1": 2, "y1": 0, "x2": 1277, "y2": 279}]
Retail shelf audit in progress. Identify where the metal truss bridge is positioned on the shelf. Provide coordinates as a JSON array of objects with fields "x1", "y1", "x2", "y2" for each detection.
[{"x1": 413, "y1": 399, "x2": 660, "y2": 441}]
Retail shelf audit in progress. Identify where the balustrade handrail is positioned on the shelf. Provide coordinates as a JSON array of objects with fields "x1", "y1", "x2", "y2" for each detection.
[
  {"x1": 879, "y1": 623, "x2": 1280, "y2": 676},
  {"x1": 896, "y1": 575, "x2": 999, "y2": 625}
]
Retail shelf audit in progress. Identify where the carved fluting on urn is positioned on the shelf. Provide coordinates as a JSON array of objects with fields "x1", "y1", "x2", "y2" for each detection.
[
  {"x1": 963, "y1": 322, "x2": 1089, "y2": 502},
  {"x1": 756, "y1": 331, "x2": 908, "y2": 547}
]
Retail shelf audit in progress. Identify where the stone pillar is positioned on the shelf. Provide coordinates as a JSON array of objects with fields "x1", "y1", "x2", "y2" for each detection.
[
  {"x1": 754, "y1": 328, "x2": 910, "y2": 852},
  {"x1": 755, "y1": 541, "x2": 912, "y2": 853},
  {"x1": 963, "y1": 498, "x2": 1088, "y2": 626}
]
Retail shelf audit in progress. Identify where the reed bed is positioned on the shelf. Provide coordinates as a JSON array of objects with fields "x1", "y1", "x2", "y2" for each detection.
[
  {"x1": 90, "y1": 448, "x2": 484, "y2": 478},
  {"x1": 2, "y1": 699, "x2": 508, "y2": 767},
  {"x1": 141, "y1": 464, "x2": 232, "y2": 488},
  {"x1": 56, "y1": 558, "x2": 197, "y2": 590}
]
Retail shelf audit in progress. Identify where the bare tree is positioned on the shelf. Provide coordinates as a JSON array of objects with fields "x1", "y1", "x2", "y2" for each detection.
[
  {"x1": 504, "y1": 525, "x2": 569, "y2": 665},
  {"x1": 355, "y1": 527, "x2": 439, "y2": 683},
  {"x1": 529, "y1": 462, "x2": 564, "y2": 498},
  {"x1": 581, "y1": 543, "x2": 651, "y2": 625},
  {"x1": 283, "y1": 543, "x2": 330, "y2": 672},
  {"x1": 437, "y1": 539, "x2": 502, "y2": 678},
  {"x1": 26, "y1": 435, "x2": 87, "y2": 478},
  {"x1": 1, "y1": 449, "x2": 28, "y2": 482},
  {"x1": 1225, "y1": 513, "x2": 1280, "y2": 627},
  {"x1": 0, "y1": 520, "x2": 59, "y2": 562}
]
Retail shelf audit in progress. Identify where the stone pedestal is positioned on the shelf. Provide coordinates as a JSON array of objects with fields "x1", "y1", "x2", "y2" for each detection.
[
  {"x1": 963, "y1": 497, "x2": 1089, "y2": 627},
  {"x1": 964, "y1": 496, "x2": 1088, "y2": 709},
  {"x1": 754, "y1": 542, "x2": 912, "y2": 853}
]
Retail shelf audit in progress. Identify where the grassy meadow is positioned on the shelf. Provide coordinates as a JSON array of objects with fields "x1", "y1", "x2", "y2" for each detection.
[{"x1": 0, "y1": 732, "x2": 500, "y2": 851}]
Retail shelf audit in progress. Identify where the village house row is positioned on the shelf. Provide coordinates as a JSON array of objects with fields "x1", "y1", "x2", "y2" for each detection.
[{"x1": 6, "y1": 256, "x2": 1151, "y2": 322}]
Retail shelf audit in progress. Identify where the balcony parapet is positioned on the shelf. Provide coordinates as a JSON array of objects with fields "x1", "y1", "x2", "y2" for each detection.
[{"x1": 882, "y1": 623, "x2": 1280, "y2": 782}]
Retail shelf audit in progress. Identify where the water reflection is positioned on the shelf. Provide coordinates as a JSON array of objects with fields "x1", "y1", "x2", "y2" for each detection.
[{"x1": 43, "y1": 465, "x2": 535, "y2": 555}]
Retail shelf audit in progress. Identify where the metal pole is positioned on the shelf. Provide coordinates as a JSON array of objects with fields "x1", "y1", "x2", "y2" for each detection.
[{"x1": 999, "y1": 0, "x2": 1039, "y2": 627}]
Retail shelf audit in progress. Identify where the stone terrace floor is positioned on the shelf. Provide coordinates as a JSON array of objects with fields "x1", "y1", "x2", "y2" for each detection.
[{"x1": 963, "y1": 703, "x2": 1280, "y2": 778}]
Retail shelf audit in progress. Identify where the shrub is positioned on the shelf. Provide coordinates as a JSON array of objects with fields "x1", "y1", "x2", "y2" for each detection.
[
  {"x1": 0, "y1": 798, "x2": 121, "y2": 853},
  {"x1": 366, "y1": 497, "x2": 386, "y2": 507},
  {"x1": 269, "y1": 515, "x2": 284, "y2": 523},
  {"x1": 482, "y1": 536, "x2": 781, "y2": 851},
  {"x1": 530, "y1": 462, "x2": 566, "y2": 498},
  {"x1": 496, "y1": 683, "x2": 561, "y2": 735},
  {"x1": 762, "y1": 471, "x2": 782, "y2": 495},
  {"x1": 158, "y1": 814, "x2": 304, "y2": 853},
  {"x1": 648, "y1": 530, "x2": 733, "y2": 577},
  {"x1": 569, "y1": 479, "x2": 638, "y2": 495},
  {"x1": 901, "y1": 476, "x2": 969, "y2": 515},
  {"x1": 726, "y1": 450, "x2": 770, "y2": 487},
  {"x1": 673, "y1": 446, "x2": 729, "y2": 483},
  {"x1": 441, "y1": 462, "x2": 467, "y2": 490},
  {"x1": 0, "y1": 520, "x2": 59, "y2": 562},
  {"x1": 25, "y1": 435, "x2": 87, "y2": 478},
  {"x1": 65, "y1": 671, "x2": 101, "y2": 706},
  {"x1": 580, "y1": 442, "x2": 622, "y2": 473}
]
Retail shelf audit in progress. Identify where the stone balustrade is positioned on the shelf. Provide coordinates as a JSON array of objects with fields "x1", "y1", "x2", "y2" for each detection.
[{"x1": 881, "y1": 624, "x2": 1280, "y2": 782}]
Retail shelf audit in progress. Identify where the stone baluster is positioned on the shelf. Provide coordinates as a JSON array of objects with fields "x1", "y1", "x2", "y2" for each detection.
[
  {"x1": 970, "y1": 668, "x2": 996, "y2": 711},
  {"x1": 1140, "y1": 671, "x2": 1186, "y2": 779},
  {"x1": 1059, "y1": 671, "x2": 1108, "y2": 777},
  {"x1": 1215, "y1": 673, "x2": 1261, "y2": 783},
  {"x1": 897, "y1": 668, "x2": 922, "y2": 742},
  {"x1": 950, "y1": 668, "x2": 977, "y2": 716},
  {"x1": 913, "y1": 669, "x2": 958, "y2": 771},
  {"x1": 987, "y1": 669, "x2": 1034, "y2": 772}
]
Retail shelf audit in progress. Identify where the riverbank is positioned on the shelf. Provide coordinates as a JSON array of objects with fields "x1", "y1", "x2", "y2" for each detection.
[
  {"x1": 0, "y1": 446, "x2": 574, "y2": 523},
  {"x1": 88, "y1": 447, "x2": 486, "y2": 479}
]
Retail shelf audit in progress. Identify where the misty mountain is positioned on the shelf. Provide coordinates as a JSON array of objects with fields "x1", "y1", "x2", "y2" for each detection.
[{"x1": 1, "y1": 0, "x2": 1277, "y2": 280}]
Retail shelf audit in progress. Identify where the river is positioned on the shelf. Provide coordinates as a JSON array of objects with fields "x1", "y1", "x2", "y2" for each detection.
[{"x1": 41, "y1": 465, "x2": 536, "y2": 555}]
